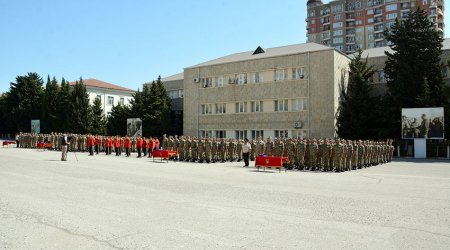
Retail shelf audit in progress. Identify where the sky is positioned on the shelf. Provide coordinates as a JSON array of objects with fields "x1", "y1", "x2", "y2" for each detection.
[{"x1": 0, "y1": 0, "x2": 449, "y2": 93}]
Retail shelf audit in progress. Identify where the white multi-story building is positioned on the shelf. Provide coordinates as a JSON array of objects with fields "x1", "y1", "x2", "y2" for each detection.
[{"x1": 70, "y1": 78, "x2": 135, "y2": 117}]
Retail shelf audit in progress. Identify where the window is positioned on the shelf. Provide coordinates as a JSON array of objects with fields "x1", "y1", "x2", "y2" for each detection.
[
  {"x1": 275, "y1": 130, "x2": 288, "y2": 139},
  {"x1": 200, "y1": 130, "x2": 213, "y2": 138},
  {"x1": 235, "y1": 102, "x2": 247, "y2": 113},
  {"x1": 274, "y1": 100, "x2": 288, "y2": 112},
  {"x1": 386, "y1": 13, "x2": 397, "y2": 20},
  {"x1": 217, "y1": 76, "x2": 224, "y2": 87},
  {"x1": 333, "y1": 22, "x2": 343, "y2": 28},
  {"x1": 235, "y1": 130, "x2": 248, "y2": 140},
  {"x1": 96, "y1": 95, "x2": 101, "y2": 101},
  {"x1": 107, "y1": 96, "x2": 114, "y2": 105},
  {"x1": 332, "y1": 4, "x2": 342, "y2": 13},
  {"x1": 201, "y1": 77, "x2": 212, "y2": 88},
  {"x1": 275, "y1": 69, "x2": 287, "y2": 81},
  {"x1": 386, "y1": 4, "x2": 397, "y2": 11},
  {"x1": 215, "y1": 103, "x2": 226, "y2": 114},
  {"x1": 107, "y1": 112, "x2": 112, "y2": 117},
  {"x1": 251, "y1": 130, "x2": 264, "y2": 140},
  {"x1": 292, "y1": 99, "x2": 307, "y2": 111},
  {"x1": 292, "y1": 130, "x2": 307, "y2": 139},
  {"x1": 334, "y1": 14, "x2": 342, "y2": 20},
  {"x1": 215, "y1": 130, "x2": 226, "y2": 138},
  {"x1": 355, "y1": 1, "x2": 362, "y2": 9},
  {"x1": 356, "y1": 27, "x2": 363, "y2": 33},
  {"x1": 333, "y1": 37, "x2": 343, "y2": 44},
  {"x1": 237, "y1": 73, "x2": 247, "y2": 85},
  {"x1": 368, "y1": 18, "x2": 374, "y2": 23},
  {"x1": 367, "y1": 9, "x2": 374, "y2": 15},
  {"x1": 333, "y1": 29, "x2": 343, "y2": 36},
  {"x1": 169, "y1": 90, "x2": 178, "y2": 99},
  {"x1": 250, "y1": 101, "x2": 263, "y2": 112},
  {"x1": 178, "y1": 89, "x2": 184, "y2": 98},
  {"x1": 252, "y1": 72, "x2": 263, "y2": 83},
  {"x1": 356, "y1": 20, "x2": 363, "y2": 25},
  {"x1": 367, "y1": 26, "x2": 374, "y2": 32},
  {"x1": 201, "y1": 104, "x2": 212, "y2": 115},
  {"x1": 119, "y1": 97, "x2": 125, "y2": 105},
  {"x1": 377, "y1": 70, "x2": 385, "y2": 83},
  {"x1": 292, "y1": 68, "x2": 305, "y2": 79}
]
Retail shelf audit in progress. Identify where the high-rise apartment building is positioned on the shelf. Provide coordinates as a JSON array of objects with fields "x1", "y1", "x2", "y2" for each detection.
[{"x1": 306, "y1": 0, "x2": 444, "y2": 53}]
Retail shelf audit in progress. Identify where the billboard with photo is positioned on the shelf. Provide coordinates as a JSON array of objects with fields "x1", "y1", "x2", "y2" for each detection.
[
  {"x1": 127, "y1": 118, "x2": 142, "y2": 138},
  {"x1": 402, "y1": 107, "x2": 444, "y2": 139},
  {"x1": 31, "y1": 120, "x2": 40, "y2": 134}
]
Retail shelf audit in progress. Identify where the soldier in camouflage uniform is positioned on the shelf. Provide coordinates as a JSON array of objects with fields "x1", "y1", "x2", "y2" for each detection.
[
  {"x1": 219, "y1": 138, "x2": 226, "y2": 163},
  {"x1": 211, "y1": 138, "x2": 218, "y2": 163},
  {"x1": 333, "y1": 139, "x2": 343, "y2": 172},
  {"x1": 296, "y1": 139, "x2": 306, "y2": 170},
  {"x1": 285, "y1": 138, "x2": 296, "y2": 170},
  {"x1": 204, "y1": 138, "x2": 212, "y2": 163},
  {"x1": 197, "y1": 138, "x2": 205, "y2": 163}
]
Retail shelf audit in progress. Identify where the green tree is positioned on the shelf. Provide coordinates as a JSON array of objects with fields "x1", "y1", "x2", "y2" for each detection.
[
  {"x1": 4, "y1": 73, "x2": 43, "y2": 133},
  {"x1": 68, "y1": 78, "x2": 90, "y2": 134},
  {"x1": 148, "y1": 76, "x2": 171, "y2": 136},
  {"x1": 107, "y1": 103, "x2": 131, "y2": 136},
  {"x1": 336, "y1": 51, "x2": 378, "y2": 139},
  {"x1": 56, "y1": 78, "x2": 71, "y2": 132},
  {"x1": 41, "y1": 76, "x2": 59, "y2": 133},
  {"x1": 89, "y1": 98, "x2": 107, "y2": 135},
  {"x1": 383, "y1": 8, "x2": 448, "y2": 138}
]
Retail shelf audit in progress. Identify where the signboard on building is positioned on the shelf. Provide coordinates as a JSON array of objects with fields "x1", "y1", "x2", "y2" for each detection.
[
  {"x1": 127, "y1": 118, "x2": 142, "y2": 138},
  {"x1": 31, "y1": 120, "x2": 40, "y2": 134},
  {"x1": 401, "y1": 107, "x2": 444, "y2": 139}
]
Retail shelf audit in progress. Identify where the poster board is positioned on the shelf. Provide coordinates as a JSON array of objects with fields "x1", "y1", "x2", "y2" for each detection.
[{"x1": 401, "y1": 107, "x2": 444, "y2": 139}]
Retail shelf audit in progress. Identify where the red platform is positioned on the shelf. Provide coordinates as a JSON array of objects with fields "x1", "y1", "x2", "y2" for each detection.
[
  {"x1": 2, "y1": 141, "x2": 16, "y2": 147},
  {"x1": 36, "y1": 142, "x2": 53, "y2": 149},
  {"x1": 255, "y1": 155, "x2": 290, "y2": 172},
  {"x1": 152, "y1": 150, "x2": 177, "y2": 162}
]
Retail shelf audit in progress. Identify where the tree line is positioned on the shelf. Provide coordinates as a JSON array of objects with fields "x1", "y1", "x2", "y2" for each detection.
[
  {"x1": 0, "y1": 75, "x2": 173, "y2": 137},
  {"x1": 336, "y1": 8, "x2": 450, "y2": 140}
]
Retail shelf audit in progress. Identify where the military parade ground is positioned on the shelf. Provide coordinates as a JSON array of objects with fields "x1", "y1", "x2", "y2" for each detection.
[{"x1": 1, "y1": 144, "x2": 449, "y2": 249}]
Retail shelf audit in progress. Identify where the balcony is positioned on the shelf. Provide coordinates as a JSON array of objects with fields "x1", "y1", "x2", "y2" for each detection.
[
  {"x1": 346, "y1": 14, "x2": 355, "y2": 20},
  {"x1": 401, "y1": 3, "x2": 410, "y2": 10},
  {"x1": 374, "y1": 8, "x2": 383, "y2": 16},
  {"x1": 374, "y1": 25, "x2": 384, "y2": 33},
  {"x1": 374, "y1": 17, "x2": 383, "y2": 23}
]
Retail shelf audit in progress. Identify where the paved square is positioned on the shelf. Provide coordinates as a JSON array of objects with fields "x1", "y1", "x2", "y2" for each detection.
[{"x1": 0, "y1": 145, "x2": 449, "y2": 249}]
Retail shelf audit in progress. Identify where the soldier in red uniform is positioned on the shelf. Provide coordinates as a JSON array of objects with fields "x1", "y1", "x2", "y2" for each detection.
[
  {"x1": 95, "y1": 136, "x2": 101, "y2": 154},
  {"x1": 125, "y1": 136, "x2": 131, "y2": 157},
  {"x1": 88, "y1": 134, "x2": 95, "y2": 156},
  {"x1": 155, "y1": 138, "x2": 160, "y2": 150},
  {"x1": 136, "y1": 135, "x2": 143, "y2": 158},
  {"x1": 147, "y1": 137, "x2": 154, "y2": 158},
  {"x1": 142, "y1": 138, "x2": 147, "y2": 157},
  {"x1": 114, "y1": 136, "x2": 121, "y2": 156}
]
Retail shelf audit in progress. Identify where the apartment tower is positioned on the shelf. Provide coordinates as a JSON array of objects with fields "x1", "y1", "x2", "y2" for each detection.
[{"x1": 306, "y1": 0, "x2": 444, "y2": 53}]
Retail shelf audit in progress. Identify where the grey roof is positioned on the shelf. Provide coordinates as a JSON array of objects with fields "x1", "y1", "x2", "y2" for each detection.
[
  {"x1": 186, "y1": 42, "x2": 337, "y2": 69},
  {"x1": 358, "y1": 38, "x2": 450, "y2": 58},
  {"x1": 161, "y1": 72, "x2": 183, "y2": 82}
]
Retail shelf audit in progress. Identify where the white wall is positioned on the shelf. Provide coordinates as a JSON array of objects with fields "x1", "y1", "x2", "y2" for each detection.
[{"x1": 86, "y1": 87, "x2": 134, "y2": 117}]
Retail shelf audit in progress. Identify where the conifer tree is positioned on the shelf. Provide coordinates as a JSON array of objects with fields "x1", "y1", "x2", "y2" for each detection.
[
  {"x1": 56, "y1": 78, "x2": 71, "y2": 132},
  {"x1": 107, "y1": 103, "x2": 131, "y2": 136},
  {"x1": 337, "y1": 51, "x2": 378, "y2": 139},
  {"x1": 89, "y1": 98, "x2": 107, "y2": 135},
  {"x1": 68, "y1": 78, "x2": 90, "y2": 134},
  {"x1": 41, "y1": 76, "x2": 59, "y2": 133},
  {"x1": 148, "y1": 76, "x2": 171, "y2": 136},
  {"x1": 383, "y1": 8, "x2": 448, "y2": 138}
]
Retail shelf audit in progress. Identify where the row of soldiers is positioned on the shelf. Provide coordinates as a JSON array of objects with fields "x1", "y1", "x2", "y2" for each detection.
[
  {"x1": 16, "y1": 132, "x2": 160, "y2": 154},
  {"x1": 162, "y1": 135, "x2": 394, "y2": 172}
]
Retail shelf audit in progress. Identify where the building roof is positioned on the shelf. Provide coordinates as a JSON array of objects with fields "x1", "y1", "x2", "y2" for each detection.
[
  {"x1": 358, "y1": 38, "x2": 450, "y2": 58},
  {"x1": 186, "y1": 42, "x2": 339, "y2": 69},
  {"x1": 161, "y1": 72, "x2": 183, "y2": 82},
  {"x1": 69, "y1": 78, "x2": 134, "y2": 92}
]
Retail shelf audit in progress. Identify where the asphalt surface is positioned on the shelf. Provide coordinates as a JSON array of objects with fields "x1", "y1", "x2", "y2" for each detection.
[{"x1": 0, "y1": 145, "x2": 450, "y2": 249}]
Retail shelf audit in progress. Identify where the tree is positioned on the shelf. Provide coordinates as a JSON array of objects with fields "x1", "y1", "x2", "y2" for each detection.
[
  {"x1": 56, "y1": 78, "x2": 71, "y2": 132},
  {"x1": 383, "y1": 8, "x2": 448, "y2": 138},
  {"x1": 336, "y1": 50, "x2": 378, "y2": 139},
  {"x1": 41, "y1": 76, "x2": 59, "y2": 133},
  {"x1": 89, "y1": 97, "x2": 107, "y2": 135},
  {"x1": 68, "y1": 78, "x2": 90, "y2": 134},
  {"x1": 5, "y1": 73, "x2": 43, "y2": 133},
  {"x1": 148, "y1": 76, "x2": 172, "y2": 136},
  {"x1": 107, "y1": 103, "x2": 131, "y2": 136}
]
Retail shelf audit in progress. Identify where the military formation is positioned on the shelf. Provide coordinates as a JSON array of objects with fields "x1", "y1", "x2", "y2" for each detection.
[
  {"x1": 16, "y1": 132, "x2": 394, "y2": 172},
  {"x1": 162, "y1": 135, "x2": 394, "y2": 172}
]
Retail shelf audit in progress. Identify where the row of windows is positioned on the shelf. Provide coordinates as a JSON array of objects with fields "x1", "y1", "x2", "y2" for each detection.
[
  {"x1": 199, "y1": 130, "x2": 309, "y2": 140},
  {"x1": 198, "y1": 67, "x2": 306, "y2": 88},
  {"x1": 168, "y1": 89, "x2": 184, "y2": 99},
  {"x1": 200, "y1": 99, "x2": 307, "y2": 115},
  {"x1": 96, "y1": 95, "x2": 125, "y2": 106}
]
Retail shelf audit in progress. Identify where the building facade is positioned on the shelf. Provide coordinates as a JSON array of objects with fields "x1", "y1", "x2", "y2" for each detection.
[
  {"x1": 161, "y1": 73, "x2": 184, "y2": 135},
  {"x1": 183, "y1": 43, "x2": 350, "y2": 140},
  {"x1": 70, "y1": 78, "x2": 134, "y2": 117},
  {"x1": 306, "y1": 0, "x2": 444, "y2": 53}
]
